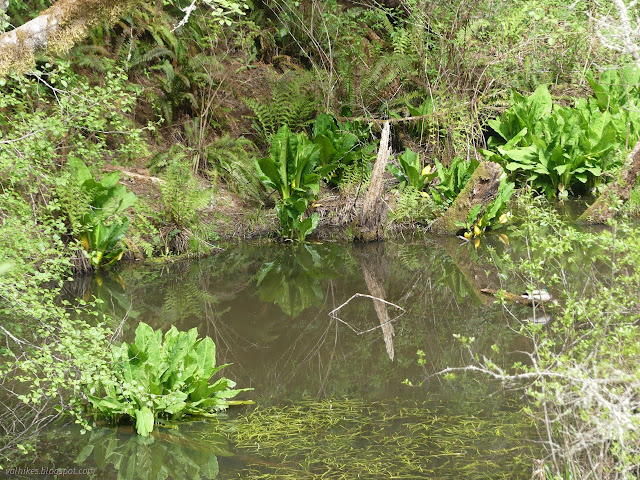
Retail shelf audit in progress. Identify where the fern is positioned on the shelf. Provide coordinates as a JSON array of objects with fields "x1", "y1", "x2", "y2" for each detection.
[
  {"x1": 338, "y1": 51, "x2": 413, "y2": 116},
  {"x1": 243, "y1": 71, "x2": 319, "y2": 144},
  {"x1": 391, "y1": 28, "x2": 412, "y2": 56},
  {"x1": 205, "y1": 135, "x2": 265, "y2": 201}
]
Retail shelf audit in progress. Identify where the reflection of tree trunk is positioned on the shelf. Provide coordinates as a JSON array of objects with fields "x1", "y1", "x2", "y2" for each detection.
[
  {"x1": 354, "y1": 122, "x2": 391, "y2": 242},
  {"x1": 358, "y1": 244, "x2": 395, "y2": 360},
  {"x1": 579, "y1": 137, "x2": 640, "y2": 224}
]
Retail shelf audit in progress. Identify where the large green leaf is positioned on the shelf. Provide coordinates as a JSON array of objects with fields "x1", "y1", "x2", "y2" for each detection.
[
  {"x1": 135, "y1": 407, "x2": 155, "y2": 436},
  {"x1": 195, "y1": 336, "x2": 216, "y2": 379}
]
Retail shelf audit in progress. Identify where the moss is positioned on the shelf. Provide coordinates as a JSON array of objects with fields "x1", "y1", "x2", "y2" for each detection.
[
  {"x1": 430, "y1": 162, "x2": 502, "y2": 235},
  {"x1": 0, "y1": 0, "x2": 144, "y2": 76}
]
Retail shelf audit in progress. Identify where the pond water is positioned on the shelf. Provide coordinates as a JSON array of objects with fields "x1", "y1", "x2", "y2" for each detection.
[{"x1": 13, "y1": 238, "x2": 550, "y2": 479}]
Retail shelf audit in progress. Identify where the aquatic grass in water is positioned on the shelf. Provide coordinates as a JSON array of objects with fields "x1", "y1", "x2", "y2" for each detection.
[{"x1": 225, "y1": 399, "x2": 537, "y2": 479}]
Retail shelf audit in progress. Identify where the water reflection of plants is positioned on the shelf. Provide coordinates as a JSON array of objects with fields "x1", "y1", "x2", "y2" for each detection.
[
  {"x1": 76, "y1": 424, "x2": 229, "y2": 480},
  {"x1": 256, "y1": 243, "x2": 347, "y2": 318},
  {"x1": 436, "y1": 194, "x2": 640, "y2": 479}
]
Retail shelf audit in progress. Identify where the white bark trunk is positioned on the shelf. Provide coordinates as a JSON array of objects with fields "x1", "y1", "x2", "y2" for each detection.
[{"x1": 0, "y1": 0, "x2": 144, "y2": 75}]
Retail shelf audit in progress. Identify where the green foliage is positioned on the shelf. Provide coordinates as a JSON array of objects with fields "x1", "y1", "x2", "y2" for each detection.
[
  {"x1": 405, "y1": 97, "x2": 437, "y2": 139},
  {"x1": 160, "y1": 156, "x2": 210, "y2": 230},
  {"x1": 256, "y1": 125, "x2": 323, "y2": 201},
  {"x1": 75, "y1": 425, "x2": 229, "y2": 480},
  {"x1": 255, "y1": 125, "x2": 334, "y2": 240},
  {"x1": 65, "y1": 158, "x2": 137, "y2": 268},
  {"x1": 429, "y1": 157, "x2": 479, "y2": 207},
  {"x1": 388, "y1": 148, "x2": 437, "y2": 191},
  {"x1": 205, "y1": 134, "x2": 265, "y2": 201},
  {"x1": 584, "y1": 66, "x2": 640, "y2": 152},
  {"x1": 86, "y1": 322, "x2": 251, "y2": 436},
  {"x1": 389, "y1": 186, "x2": 438, "y2": 225},
  {"x1": 312, "y1": 113, "x2": 376, "y2": 186},
  {"x1": 0, "y1": 189, "x2": 116, "y2": 464},
  {"x1": 457, "y1": 177, "x2": 515, "y2": 239},
  {"x1": 0, "y1": 60, "x2": 152, "y2": 462},
  {"x1": 483, "y1": 77, "x2": 637, "y2": 197},
  {"x1": 243, "y1": 72, "x2": 319, "y2": 144}
]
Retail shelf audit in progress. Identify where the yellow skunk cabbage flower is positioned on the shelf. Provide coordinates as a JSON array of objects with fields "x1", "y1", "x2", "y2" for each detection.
[
  {"x1": 464, "y1": 231, "x2": 471, "y2": 239},
  {"x1": 420, "y1": 191, "x2": 429, "y2": 198},
  {"x1": 499, "y1": 213, "x2": 509, "y2": 224},
  {"x1": 473, "y1": 225, "x2": 481, "y2": 237},
  {"x1": 474, "y1": 238, "x2": 481, "y2": 250},
  {"x1": 498, "y1": 233, "x2": 510, "y2": 245},
  {"x1": 291, "y1": 179, "x2": 296, "y2": 188},
  {"x1": 421, "y1": 165, "x2": 432, "y2": 176}
]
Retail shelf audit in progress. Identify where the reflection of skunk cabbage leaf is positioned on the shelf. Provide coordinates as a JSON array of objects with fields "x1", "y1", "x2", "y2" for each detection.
[
  {"x1": 75, "y1": 425, "x2": 229, "y2": 480},
  {"x1": 256, "y1": 244, "x2": 342, "y2": 317}
]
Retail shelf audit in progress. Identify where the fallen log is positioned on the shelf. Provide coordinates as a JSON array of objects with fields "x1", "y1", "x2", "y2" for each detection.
[
  {"x1": 578, "y1": 137, "x2": 640, "y2": 224},
  {"x1": 480, "y1": 288, "x2": 551, "y2": 306}
]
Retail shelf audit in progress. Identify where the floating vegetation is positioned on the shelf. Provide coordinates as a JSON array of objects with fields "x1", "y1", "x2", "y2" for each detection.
[{"x1": 224, "y1": 399, "x2": 538, "y2": 479}]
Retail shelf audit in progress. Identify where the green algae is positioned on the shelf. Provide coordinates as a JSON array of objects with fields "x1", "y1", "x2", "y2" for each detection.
[{"x1": 223, "y1": 399, "x2": 537, "y2": 479}]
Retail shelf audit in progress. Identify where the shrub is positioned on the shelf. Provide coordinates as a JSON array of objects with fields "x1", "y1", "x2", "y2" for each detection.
[
  {"x1": 255, "y1": 125, "x2": 333, "y2": 241},
  {"x1": 86, "y1": 322, "x2": 251, "y2": 436},
  {"x1": 482, "y1": 73, "x2": 640, "y2": 197},
  {"x1": 65, "y1": 158, "x2": 137, "y2": 268}
]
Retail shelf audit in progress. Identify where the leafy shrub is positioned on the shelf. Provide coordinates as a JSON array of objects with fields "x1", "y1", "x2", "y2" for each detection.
[
  {"x1": 65, "y1": 158, "x2": 137, "y2": 268},
  {"x1": 483, "y1": 76, "x2": 638, "y2": 197},
  {"x1": 255, "y1": 125, "x2": 333, "y2": 241},
  {"x1": 86, "y1": 322, "x2": 251, "y2": 436},
  {"x1": 387, "y1": 148, "x2": 437, "y2": 191},
  {"x1": 429, "y1": 156, "x2": 480, "y2": 207},
  {"x1": 312, "y1": 113, "x2": 376, "y2": 187}
]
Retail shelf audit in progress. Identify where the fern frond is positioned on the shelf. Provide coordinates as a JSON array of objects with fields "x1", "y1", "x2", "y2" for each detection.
[{"x1": 242, "y1": 71, "x2": 319, "y2": 144}]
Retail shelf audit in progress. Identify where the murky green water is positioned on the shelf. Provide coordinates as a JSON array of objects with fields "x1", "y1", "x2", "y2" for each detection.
[{"x1": 11, "y1": 239, "x2": 548, "y2": 479}]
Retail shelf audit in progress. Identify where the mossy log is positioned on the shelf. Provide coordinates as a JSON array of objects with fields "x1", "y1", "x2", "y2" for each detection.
[
  {"x1": 354, "y1": 121, "x2": 391, "y2": 242},
  {"x1": 0, "y1": 0, "x2": 144, "y2": 75},
  {"x1": 578, "y1": 137, "x2": 640, "y2": 224},
  {"x1": 429, "y1": 161, "x2": 503, "y2": 235},
  {"x1": 481, "y1": 288, "x2": 541, "y2": 306}
]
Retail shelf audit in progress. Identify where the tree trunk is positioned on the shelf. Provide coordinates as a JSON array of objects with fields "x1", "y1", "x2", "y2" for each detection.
[
  {"x1": 429, "y1": 161, "x2": 503, "y2": 235},
  {"x1": 354, "y1": 121, "x2": 391, "y2": 242},
  {"x1": 0, "y1": 0, "x2": 144, "y2": 75},
  {"x1": 578, "y1": 137, "x2": 640, "y2": 224}
]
